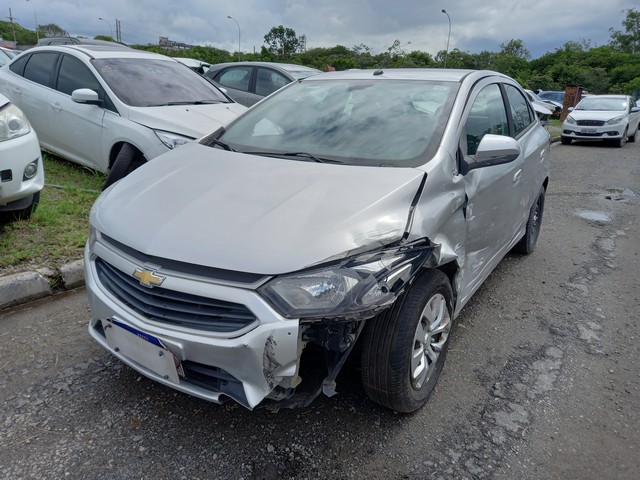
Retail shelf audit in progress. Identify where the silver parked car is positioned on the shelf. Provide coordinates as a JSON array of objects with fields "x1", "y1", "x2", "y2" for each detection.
[
  {"x1": 561, "y1": 94, "x2": 640, "y2": 147},
  {"x1": 204, "y1": 61, "x2": 321, "y2": 106},
  {"x1": 85, "y1": 68, "x2": 550, "y2": 412},
  {"x1": 0, "y1": 45, "x2": 246, "y2": 187}
]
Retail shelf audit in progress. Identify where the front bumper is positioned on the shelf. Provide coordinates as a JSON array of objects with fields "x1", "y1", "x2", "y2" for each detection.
[
  {"x1": 562, "y1": 122, "x2": 628, "y2": 141},
  {"x1": 0, "y1": 129, "x2": 44, "y2": 208},
  {"x1": 84, "y1": 239, "x2": 302, "y2": 409}
]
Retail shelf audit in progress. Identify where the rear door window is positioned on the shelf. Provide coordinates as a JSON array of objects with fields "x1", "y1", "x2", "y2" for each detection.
[
  {"x1": 255, "y1": 68, "x2": 289, "y2": 96},
  {"x1": 23, "y1": 52, "x2": 59, "y2": 87}
]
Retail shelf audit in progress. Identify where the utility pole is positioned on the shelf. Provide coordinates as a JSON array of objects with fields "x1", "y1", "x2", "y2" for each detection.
[
  {"x1": 6, "y1": 8, "x2": 18, "y2": 44},
  {"x1": 115, "y1": 19, "x2": 121, "y2": 43}
]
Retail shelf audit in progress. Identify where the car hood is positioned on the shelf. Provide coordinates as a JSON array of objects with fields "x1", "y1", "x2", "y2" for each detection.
[
  {"x1": 126, "y1": 102, "x2": 247, "y2": 139},
  {"x1": 568, "y1": 110, "x2": 627, "y2": 121},
  {"x1": 92, "y1": 143, "x2": 425, "y2": 275}
]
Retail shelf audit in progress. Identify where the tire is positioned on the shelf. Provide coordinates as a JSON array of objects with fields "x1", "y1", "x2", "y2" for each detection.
[
  {"x1": 560, "y1": 136, "x2": 572, "y2": 145},
  {"x1": 628, "y1": 127, "x2": 637, "y2": 143},
  {"x1": 361, "y1": 269, "x2": 454, "y2": 413},
  {"x1": 1, "y1": 191, "x2": 40, "y2": 223},
  {"x1": 614, "y1": 129, "x2": 627, "y2": 148},
  {"x1": 103, "y1": 143, "x2": 144, "y2": 190},
  {"x1": 513, "y1": 186, "x2": 545, "y2": 255}
]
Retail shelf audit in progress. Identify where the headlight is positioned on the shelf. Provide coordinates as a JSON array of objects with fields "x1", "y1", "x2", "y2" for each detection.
[
  {"x1": 259, "y1": 242, "x2": 434, "y2": 319},
  {"x1": 154, "y1": 130, "x2": 194, "y2": 149},
  {"x1": 606, "y1": 115, "x2": 624, "y2": 125},
  {"x1": 564, "y1": 115, "x2": 576, "y2": 125},
  {"x1": 0, "y1": 103, "x2": 31, "y2": 142}
]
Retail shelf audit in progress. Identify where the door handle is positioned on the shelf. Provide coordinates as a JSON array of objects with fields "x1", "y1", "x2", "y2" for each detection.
[
  {"x1": 12, "y1": 86, "x2": 22, "y2": 95},
  {"x1": 513, "y1": 169, "x2": 522, "y2": 183},
  {"x1": 51, "y1": 102, "x2": 62, "y2": 112}
]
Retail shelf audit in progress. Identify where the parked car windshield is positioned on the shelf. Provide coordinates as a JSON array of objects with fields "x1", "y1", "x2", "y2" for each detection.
[
  {"x1": 576, "y1": 97, "x2": 627, "y2": 111},
  {"x1": 93, "y1": 58, "x2": 229, "y2": 107},
  {"x1": 218, "y1": 79, "x2": 458, "y2": 167}
]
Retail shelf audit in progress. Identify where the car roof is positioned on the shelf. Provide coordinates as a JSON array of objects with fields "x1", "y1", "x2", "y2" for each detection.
[
  {"x1": 209, "y1": 61, "x2": 320, "y2": 72},
  {"x1": 24, "y1": 45, "x2": 175, "y2": 61},
  {"x1": 300, "y1": 68, "x2": 509, "y2": 84}
]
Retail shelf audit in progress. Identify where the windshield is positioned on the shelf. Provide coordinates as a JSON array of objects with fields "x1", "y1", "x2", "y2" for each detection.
[
  {"x1": 576, "y1": 97, "x2": 627, "y2": 112},
  {"x1": 93, "y1": 58, "x2": 229, "y2": 107},
  {"x1": 218, "y1": 78, "x2": 458, "y2": 167}
]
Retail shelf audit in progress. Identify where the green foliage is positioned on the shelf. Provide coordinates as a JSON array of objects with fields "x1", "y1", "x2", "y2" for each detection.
[
  {"x1": 38, "y1": 23, "x2": 69, "y2": 38},
  {"x1": 0, "y1": 20, "x2": 37, "y2": 45},
  {"x1": 609, "y1": 8, "x2": 640, "y2": 54},
  {"x1": 94, "y1": 35, "x2": 115, "y2": 42},
  {"x1": 264, "y1": 25, "x2": 300, "y2": 60}
]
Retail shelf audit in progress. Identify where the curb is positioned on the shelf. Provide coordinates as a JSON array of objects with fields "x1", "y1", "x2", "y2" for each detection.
[{"x1": 0, "y1": 259, "x2": 85, "y2": 311}]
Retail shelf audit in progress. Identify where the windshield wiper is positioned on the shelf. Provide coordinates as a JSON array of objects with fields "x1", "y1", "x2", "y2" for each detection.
[
  {"x1": 209, "y1": 138, "x2": 235, "y2": 151},
  {"x1": 152, "y1": 100, "x2": 222, "y2": 106},
  {"x1": 240, "y1": 150, "x2": 342, "y2": 163}
]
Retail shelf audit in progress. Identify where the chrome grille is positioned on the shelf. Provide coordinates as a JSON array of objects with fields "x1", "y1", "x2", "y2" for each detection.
[
  {"x1": 576, "y1": 120, "x2": 605, "y2": 126},
  {"x1": 95, "y1": 257, "x2": 257, "y2": 333}
]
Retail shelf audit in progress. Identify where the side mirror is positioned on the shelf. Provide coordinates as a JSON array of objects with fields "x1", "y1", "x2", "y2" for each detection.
[
  {"x1": 71, "y1": 88, "x2": 103, "y2": 106},
  {"x1": 631, "y1": 106, "x2": 640, "y2": 113},
  {"x1": 463, "y1": 134, "x2": 521, "y2": 173},
  {"x1": 567, "y1": 106, "x2": 574, "y2": 112}
]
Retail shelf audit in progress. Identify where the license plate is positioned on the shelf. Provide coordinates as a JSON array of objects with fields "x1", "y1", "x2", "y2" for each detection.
[
  {"x1": 103, "y1": 319, "x2": 182, "y2": 383},
  {"x1": 581, "y1": 128, "x2": 597, "y2": 133}
]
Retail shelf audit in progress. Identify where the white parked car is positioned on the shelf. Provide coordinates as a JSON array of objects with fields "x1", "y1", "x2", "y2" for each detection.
[
  {"x1": 0, "y1": 45, "x2": 247, "y2": 187},
  {"x1": 0, "y1": 93, "x2": 44, "y2": 221},
  {"x1": 85, "y1": 68, "x2": 550, "y2": 413},
  {"x1": 561, "y1": 94, "x2": 640, "y2": 147}
]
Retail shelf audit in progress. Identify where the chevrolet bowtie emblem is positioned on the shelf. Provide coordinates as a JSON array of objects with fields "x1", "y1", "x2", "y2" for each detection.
[{"x1": 133, "y1": 268, "x2": 165, "y2": 288}]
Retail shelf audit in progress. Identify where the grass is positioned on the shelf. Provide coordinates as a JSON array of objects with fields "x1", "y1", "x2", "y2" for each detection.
[{"x1": 0, "y1": 154, "x2": 105, "y2": 275}]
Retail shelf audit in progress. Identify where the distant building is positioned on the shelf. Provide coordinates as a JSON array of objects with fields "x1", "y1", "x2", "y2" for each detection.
[{"x1": 158, "y1": 36, "x2": 194, "y2": 50}]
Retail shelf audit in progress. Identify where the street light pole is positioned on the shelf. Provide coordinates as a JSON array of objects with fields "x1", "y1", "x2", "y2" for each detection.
[
  {"x1": 441, "y1": 9, "x2": 451, "y2": 68},
  {"x1": 98, "y1": 17, "x2": 113, "y2": 39},
  {"x1": 227, "y1": 15, "x2": 241, "y2": 60},
  {"x1": 26, "y1": 0, "x2": 39, "y2": 41}
]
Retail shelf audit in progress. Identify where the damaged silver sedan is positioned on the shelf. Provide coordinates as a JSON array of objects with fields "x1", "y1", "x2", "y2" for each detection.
[{"x1": 85, "y1": 68, "x2": 550, "y2": 412}]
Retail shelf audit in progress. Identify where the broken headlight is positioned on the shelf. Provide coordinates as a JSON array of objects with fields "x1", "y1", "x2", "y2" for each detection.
[{"x1": 259, "y1": 243, "x2": 434, "y2": 319}]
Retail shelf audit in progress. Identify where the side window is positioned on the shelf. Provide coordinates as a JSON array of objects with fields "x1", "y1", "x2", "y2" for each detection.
[
  {"x1": 56, "y1": 55, "x2": 101, "y2": 96},
  {"x1": 255, "y1": 68, "x2": 289, "y2": 97},
  {"x1": 505, "y1": 85, "x2": 534, "y2": 136},
  {"x1": 9, "y1": 53, "x2": 30, "y2": 76},
  {"x1": 465, "y1": 83, "x2": 508, "y2": 156},
  {"x1": 216, "y1": 67, "x2": 252, "y2": 92},
  {"x1": 23, "y1": 52, "x2": 58, "y2": 87}
]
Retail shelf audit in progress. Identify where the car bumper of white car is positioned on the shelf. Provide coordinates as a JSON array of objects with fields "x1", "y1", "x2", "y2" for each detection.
[
  {"x1": 84, "y1": 237, "x2": 303, "y2": 410},
  {"x1": 0, "y1": 129, "x2": 44, "y2": 209},
  {"x1": 562, "y1": 122, "x2": 628, "y2": 141}
]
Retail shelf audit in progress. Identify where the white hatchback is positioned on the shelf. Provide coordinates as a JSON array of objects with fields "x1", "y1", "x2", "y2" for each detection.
[
  {"x1": 0, "y1": 45, "x2": 246, "y2": 187},
  {"x1": 0, "y1": 93, "x2": 44, "y2": 221}
]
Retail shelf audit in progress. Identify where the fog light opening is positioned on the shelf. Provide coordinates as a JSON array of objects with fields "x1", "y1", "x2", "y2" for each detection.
[{"x1": 23, "y1": 160, "x2": 38, "y2": 180}]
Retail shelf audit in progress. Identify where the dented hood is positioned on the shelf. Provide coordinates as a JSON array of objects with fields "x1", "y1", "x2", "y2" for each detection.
[
  {"x1": 92, "y1": 142, "x2": 425, "y2": 275},
  {"x1": 127, "y1": 102, "x2": 247, "y2": 139}
]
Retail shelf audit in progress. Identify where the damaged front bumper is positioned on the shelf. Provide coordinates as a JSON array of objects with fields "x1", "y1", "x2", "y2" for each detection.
[{"x1": 85, "y1": 237, "x2": 437, "y2": 410}]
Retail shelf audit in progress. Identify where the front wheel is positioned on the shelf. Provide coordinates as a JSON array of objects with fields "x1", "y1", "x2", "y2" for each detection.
[
  {"x1": 628, "y1": 127, "x2": 637, "y2": 143},
  {"x1": 560, "y1": 136, "x2": 572, "y2": 145},
  {"x1": 103, "y1": 143, "x2": 145, "y2": 190},
  {"x1": 614, "y1": 129, "x2": 627, "y2": 148},
  {"x1": 361, "y1": 270, "x2": 454, "y2": 413},
  {"x1": 0, "y1": 191, "x2": 40, "y2": 223}
]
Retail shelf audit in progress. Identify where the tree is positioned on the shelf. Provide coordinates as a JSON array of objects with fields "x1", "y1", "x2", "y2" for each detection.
[
  {"x1": 499, "y1": 39, "x2": 531, "y2": 60},
  {"x1": 263, "y1": 25, "x2": 299, "y2": 60},
  {"x1": 39, "y1": 23, "x2": 68, "y2": 38},
  {"x1": 609, "y1": 8, "x2": 640, "y2": 54}
]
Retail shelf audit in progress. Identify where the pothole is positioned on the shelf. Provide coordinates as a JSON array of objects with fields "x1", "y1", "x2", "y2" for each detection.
[{"x1": 605, "y1": 187, "x2": 637, "y2": 200}]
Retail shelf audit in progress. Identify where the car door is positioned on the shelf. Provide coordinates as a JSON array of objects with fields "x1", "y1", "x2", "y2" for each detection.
[
  {"x1": 251, "y1": 67, "x2": 290, "y2": 106},
  {"x1": 628, "y1": 97, "x2": 640, "y2": 133},
  {"x1": 46, "y1": 54, "x2": 107, "y2": 170},
  {"x1": 213, "y1": 66, "x2": 253, "y2": 106},
  {"x1": 457, "y1": 80, "x2": 527, "y2": 304}
]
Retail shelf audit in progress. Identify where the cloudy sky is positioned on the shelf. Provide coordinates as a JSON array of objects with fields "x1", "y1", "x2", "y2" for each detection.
[{"x1": 7, "y1": 0, "x2": 637, "y2": 58}]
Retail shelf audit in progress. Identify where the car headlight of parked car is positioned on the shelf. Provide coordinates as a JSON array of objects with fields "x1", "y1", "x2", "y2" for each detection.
[
  {"x1": 564, "y1": 115, "x2": 576, "y2": 125},
  {"x1": 0, "y1": 103, "x2": 31, "y2": 142},
  {"x1": 606, "y1": 115, "x2": 624, "y2": 125},
  {"x1": 259, "y1": 242, "x2": 434, "y2": 319},
  {"x1": 153, "y1": 129, "x2": 194, "y2": 149}
]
